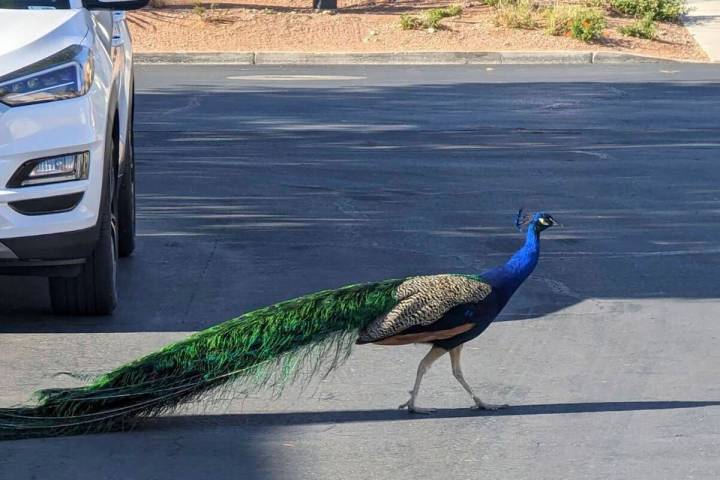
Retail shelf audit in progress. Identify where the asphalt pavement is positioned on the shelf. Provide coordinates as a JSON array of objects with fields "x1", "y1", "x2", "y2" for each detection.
[{"x1": 2, "y1": 64, "x2": 720, "y2": 479}]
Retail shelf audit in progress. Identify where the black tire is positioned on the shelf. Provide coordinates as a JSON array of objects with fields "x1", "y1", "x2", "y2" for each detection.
[
  {"x1": 49, "y1": 135, "x2": 119, "y2": 316},
  {"x1": 118, "y1": 98, "x2": 136, "y2": 258}
]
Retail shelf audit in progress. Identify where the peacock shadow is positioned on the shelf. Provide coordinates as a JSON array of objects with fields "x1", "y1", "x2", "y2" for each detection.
[{"x1": 150, "y1": 400, "x2": 720, "y2": 428}]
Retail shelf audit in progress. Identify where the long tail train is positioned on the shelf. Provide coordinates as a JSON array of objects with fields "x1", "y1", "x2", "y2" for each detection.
[{"x1": 0, "y1": 280, "x2": 400, "y2": 440}]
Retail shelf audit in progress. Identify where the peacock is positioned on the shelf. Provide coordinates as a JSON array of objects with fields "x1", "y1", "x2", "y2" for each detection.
[{"x1": 0, "y1": 210, "x2": 556, "y2": 440}]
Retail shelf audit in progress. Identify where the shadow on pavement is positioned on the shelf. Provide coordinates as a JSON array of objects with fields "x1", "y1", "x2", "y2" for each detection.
[
  {"x1": 0, "y1": 424, "x2": 283, "y2": 480},
  {"x1": 3, "y1": 399, "x2": 717, "y2": 479},
  {"x1": 155, "y1": 400, "x2": 720, "y2": 429},
  {"x1": 1, "y1": 78, "x2": 720, "y2": 333}
]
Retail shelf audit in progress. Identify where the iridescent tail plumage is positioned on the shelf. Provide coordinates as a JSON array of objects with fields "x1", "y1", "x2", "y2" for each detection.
[{"x1": 0, "y1": 280, "x2": 401, "y2": 440}]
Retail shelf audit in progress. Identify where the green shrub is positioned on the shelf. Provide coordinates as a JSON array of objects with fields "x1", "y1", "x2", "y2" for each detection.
[
  {"x1": 544, "y1": 5, "x2": 605, "y2": 41},
  {"x1": 569, "y1": 8, "x2": 605, "y2": 41},
  {"x1": 618, "y1": 13, "x2": 657, "y2": 38},
  {"x1": 400, "y1": 5, "x2": 463, "y2": 31},
  {"x1": 444, "y1": 4, "x2": 464, "y2": 16},
  {"x1": 192, "y1": 0, "x2": 206, "y2": 18},
  {"x1": 544, "y1": 4, "x2": 576, "y2": 36},
  {"x1": 494, "y1": 0, "x2": 538, "y2": 29},
  {"x1": 609, "y1": 0, "x2": 687, "y2": 21},
  {"x1": 426, "y1": 5, "x2": 463, "y2": 28},
  {"x1": 400, "y1": 14, "x2": 425, "y2": 30}
]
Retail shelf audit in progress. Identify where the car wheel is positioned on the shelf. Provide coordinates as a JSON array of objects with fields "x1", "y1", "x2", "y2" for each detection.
[
  {"x1": 118, "y1": 107, "x2": 135, "y2": 258},
  {"x1": 49, "y1": 136, "x2": 119, "y2": 316}
]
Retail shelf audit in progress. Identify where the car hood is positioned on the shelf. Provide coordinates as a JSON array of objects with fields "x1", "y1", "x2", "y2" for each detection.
[{"x1": 0, "y1": 10, "x2": 89, "y2": 78}]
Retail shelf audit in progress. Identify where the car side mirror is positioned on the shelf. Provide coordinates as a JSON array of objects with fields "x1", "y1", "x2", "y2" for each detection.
[{"x1": 83, "y1": 0, "x2": 149, "y2": 10}]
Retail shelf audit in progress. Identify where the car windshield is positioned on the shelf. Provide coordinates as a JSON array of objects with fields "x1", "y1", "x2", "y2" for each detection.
[{"x1": 0, "y1": 0, "x2": 71, "y2": 8}]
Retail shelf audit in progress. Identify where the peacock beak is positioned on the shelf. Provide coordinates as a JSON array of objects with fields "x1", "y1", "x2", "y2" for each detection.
[
  {"x1": 546, "y1": 216, "x2": 560, "y2": 227},
  {"x1": 539, "y1": 215, "x2": 558, "y2": 227}
]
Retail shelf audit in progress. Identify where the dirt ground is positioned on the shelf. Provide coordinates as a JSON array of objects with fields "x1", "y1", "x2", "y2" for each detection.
[{"x1": 128, "y1": 0, "x2": 707, "y2": 61}]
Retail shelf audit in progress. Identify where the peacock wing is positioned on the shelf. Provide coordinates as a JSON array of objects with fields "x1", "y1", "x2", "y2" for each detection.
[{"x1": 357, "y1": 274, "x2": 492, "y2": 343}]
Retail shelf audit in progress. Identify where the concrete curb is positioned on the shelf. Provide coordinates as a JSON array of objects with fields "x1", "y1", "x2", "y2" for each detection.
[
  {"x1": 253, "y1": 51, "x2": 502, "y2": 65},
  {"x1": 135, "y1": 51, "x2": 685, "y2": 65},
  {"x1": 591, "y1": 52, "x2": 677, "y2": 64},
  {"x1": 135, "y1": 52, "x2": 255, "y2": 64},
  {"x1": 501, "y1": 51, "x2": 592, "y2": 64}
]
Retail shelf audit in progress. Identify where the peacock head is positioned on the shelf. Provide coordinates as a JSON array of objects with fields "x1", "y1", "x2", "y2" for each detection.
[{"x1": 516, "y1": 209, "x2": 557, "y2": 234}]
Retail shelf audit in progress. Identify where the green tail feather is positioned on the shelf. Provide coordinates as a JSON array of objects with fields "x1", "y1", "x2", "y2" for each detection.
[{"x1": 1, "y1": 279, "x2": 402, "y2": 440}]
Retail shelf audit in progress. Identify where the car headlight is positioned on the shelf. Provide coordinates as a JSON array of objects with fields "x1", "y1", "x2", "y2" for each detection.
[{"x1": 0, "y1": 45, "x2": 93, "y2": 107}]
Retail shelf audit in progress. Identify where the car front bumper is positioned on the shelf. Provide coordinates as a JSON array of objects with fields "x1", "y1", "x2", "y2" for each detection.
[{"x1": 0, "y1": 86, "x2": 108, "y2": 265}]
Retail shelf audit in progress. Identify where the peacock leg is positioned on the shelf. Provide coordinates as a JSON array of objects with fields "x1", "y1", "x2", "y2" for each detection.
[
  {"x1": 449, "y1": 345, "x2": 508, "y2": 411},
  {"x1": 398, "y1": 345, "x2": 447, "y2": 414}
]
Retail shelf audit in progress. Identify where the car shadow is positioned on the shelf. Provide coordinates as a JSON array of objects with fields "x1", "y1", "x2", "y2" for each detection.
[{"x1": 1, "y1": 76, "x2": 719, "y2": 333}]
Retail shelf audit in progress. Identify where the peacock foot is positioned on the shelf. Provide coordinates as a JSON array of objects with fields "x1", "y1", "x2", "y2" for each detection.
[
  {"x1": 398, "y1": 399, "x2": 436, "y2": 414},
  {"x1": 472, "y1": 398, "x2": 509, "y2": 411}
]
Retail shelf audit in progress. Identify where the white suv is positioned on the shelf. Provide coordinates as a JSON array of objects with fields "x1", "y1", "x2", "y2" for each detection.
[{"x1": 0, "y1": 0, "x2": 147, "y2": 315}]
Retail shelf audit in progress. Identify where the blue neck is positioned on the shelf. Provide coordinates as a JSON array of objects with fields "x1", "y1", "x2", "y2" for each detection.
[{"x1": 482, "y1": 227, "x2": 540, "y2": 298}]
